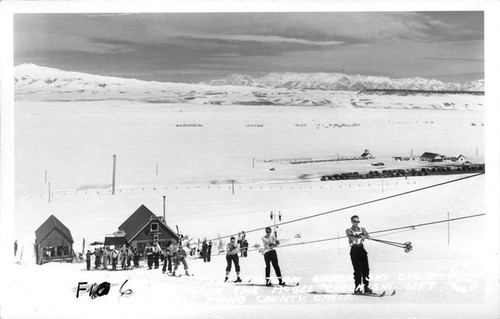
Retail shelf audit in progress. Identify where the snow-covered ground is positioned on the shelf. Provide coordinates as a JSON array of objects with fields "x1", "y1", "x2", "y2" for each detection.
[{"x1": 3, "y1": 71, "x2": 497, "y2": 318}]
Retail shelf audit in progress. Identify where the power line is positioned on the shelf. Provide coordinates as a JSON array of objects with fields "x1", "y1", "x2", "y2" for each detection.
[{"x1": 207, "y1": 172, "x2": 484, "y2": 242}]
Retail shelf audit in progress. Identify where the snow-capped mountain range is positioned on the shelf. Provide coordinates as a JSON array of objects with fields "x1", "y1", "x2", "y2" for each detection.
[
  {"x1": 15, "y1": 63, "x2": 484, "y2": 93},
  {"x1": 203, "y1": 72, "x2": 484, "y2": 92},
  {"x1": 13, "y1": 63, "x2": 484, "y2": 110}
]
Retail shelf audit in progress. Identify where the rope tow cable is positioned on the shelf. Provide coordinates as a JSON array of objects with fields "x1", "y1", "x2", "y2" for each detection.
[{"x1": 207, "y1": 172, "x2": 485, "y2": 242}]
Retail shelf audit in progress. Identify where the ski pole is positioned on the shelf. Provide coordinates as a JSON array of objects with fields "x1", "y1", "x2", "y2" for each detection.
[
  {"x1": 372, "y1": 238, "x2": 406, "y2": 246},
  {"x1": 371, "y1": 238, "x2": 413, "y2": 253}
]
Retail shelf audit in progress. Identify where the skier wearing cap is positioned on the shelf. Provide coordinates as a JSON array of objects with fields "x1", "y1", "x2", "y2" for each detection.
[
  {"x1": 261, "y1": 227, "x2": 285, "y2": 286},
  {"x1": 346, "y1": 215, "x2": 372, "y2": 294}
]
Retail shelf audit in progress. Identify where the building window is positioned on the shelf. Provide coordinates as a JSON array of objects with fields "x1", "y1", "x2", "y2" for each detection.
[{"x1": 151, "y1": 223, "x2": 159, "y2": 232}]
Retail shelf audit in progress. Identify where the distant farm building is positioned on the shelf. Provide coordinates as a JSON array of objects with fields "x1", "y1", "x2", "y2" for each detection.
[
  {"x1": 35, "y1": 215, "x2": 74, "y2": 264},
  {"x1": 117, "y1": 205, "x2": 180, "y2": 252},
  {"x1": 392, "y1": 156, "x2": 418, "y2": 161},
  {"x1": 360, "y1": 149, "x2": 374, "y2": 159},
  {"x1": 450, "y1": 155, "x2": 467, "y2": 163},
  {"x1": 104, "y1": 230, "x2": 127, "y2": 247},
  {"x1": 420, "y1": 152, "x2": 446, "y2": 162}
]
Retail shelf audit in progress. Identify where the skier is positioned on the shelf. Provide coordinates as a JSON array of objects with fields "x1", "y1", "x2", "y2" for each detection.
[
  {"x1": 346, "y1": 215, "x2": 372, "y2": 294},
  {"x1": 173, "y1": 241, "x2": 190, "y2": 276},
  {"x1": 278, "y1": 211, "x2": 282, "y2": 222},
  {"x1": 133, "y1": 247, "x2": 140, "y2": 268},
  {"x1": 153, "y1": 241, "x2": 161, "y2": 269},
  {"x1": 127, "y1": 246, "x2": 133, "y2": 268},
  {"x1": 240, "y1": 232, "x2": 248, "y2": 257},
  {"x1": 85, "y1": 250, "x2": 93, "y2": 271},
  {"x1": 225, "y1": 237, "x2": 242, "y2": 282},
  {"x1": 201, "y1": 240, "x2": 208, "y2": 262},
  {"x1": 261, "y1": 227, "x2": 285, "y2": 286},
  {"x1": 102, "y1": 247, "x2": 108, "y2": 270},
  {"x1": 14, "y1": 240, "x2": 18, "y2": 256},
  {"x1": 94, "y1": 248, "x2": 101, "y2": 269},
  {"x1": 145, "y1": 243, "x2": 154, "y2": 270},
  {"x1": 207, "y1": 241, "x2": 212, "y2": 262},
  {"x1": 162, "y1": 241, "x2": 174, "y2": 274},
  {"x1": 270, "y1": 211, "x2": 273, "y2": 220},
  {"x1": 120, "y1": 245, "x2": 128, "y2": 270},
  {"x1": 111, "y1": 248, "x2": 118, "y2": 270}
]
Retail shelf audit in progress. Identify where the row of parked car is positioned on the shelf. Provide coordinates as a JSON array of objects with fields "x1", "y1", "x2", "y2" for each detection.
[{"x1": 320, "y1": 164, "x2": 485, "y2": 181}]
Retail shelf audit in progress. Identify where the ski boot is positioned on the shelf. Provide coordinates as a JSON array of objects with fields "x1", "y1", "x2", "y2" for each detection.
[
  {"x1": 354, "y1": 287, "x2": 363, "y2": 295},
  {"x1": 364, "y1": 287, "x2": 373, "y2": 294},
  {"x1": 224, "y1": 277, "x2": 229, "y2": 282},
  {"x1": 265, "y1": 279, "x2": 273, "y2": 287},
  {"x1": 235, "y1": 277, "x2": 242, "y2": 283}
]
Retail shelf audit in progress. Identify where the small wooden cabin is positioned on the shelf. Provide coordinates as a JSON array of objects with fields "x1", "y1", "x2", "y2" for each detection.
[
  {"x1": 118, "y1": 205, "x2": 180, "y2": 252},
  {"x1": 35, "y1": 215, "x2": 74, "y2": 264}
]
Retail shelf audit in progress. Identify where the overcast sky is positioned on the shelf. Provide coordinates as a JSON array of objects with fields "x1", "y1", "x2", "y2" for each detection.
[{"x1": 14, "y1": 12, "x2": 484, "y2": 83}]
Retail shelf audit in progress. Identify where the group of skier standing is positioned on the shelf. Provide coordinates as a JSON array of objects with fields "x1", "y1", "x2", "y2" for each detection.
[
  {"x1": 225, "y1": 215, "x2": 373, "y2": 293},
  {"x1": 85, "y1": 245, "x2": 140, "y2": 271},
  {"x1": 84, "y1": 215, "x2": 373, "y2": 294}
]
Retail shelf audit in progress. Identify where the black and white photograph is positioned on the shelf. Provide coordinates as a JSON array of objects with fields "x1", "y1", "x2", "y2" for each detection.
[{"x1": 0, "y1": 1, "x2": 499, "y2": 318}]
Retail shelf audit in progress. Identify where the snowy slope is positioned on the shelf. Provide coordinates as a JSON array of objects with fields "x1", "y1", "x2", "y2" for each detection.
[{"x1": 5, "y1": 71, "x2": 495, "y2": 318}]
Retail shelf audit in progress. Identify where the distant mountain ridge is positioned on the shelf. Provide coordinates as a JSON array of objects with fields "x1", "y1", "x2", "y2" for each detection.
[
  {"x1": 15, "y1": 63, "x2": 484, "y2": 93},
  {"x1": 203, "y1": 72, "x2": 484, "y2": 92},
  {"x1": 13, "y1": 64, "x2": 484, "y2": 111}
]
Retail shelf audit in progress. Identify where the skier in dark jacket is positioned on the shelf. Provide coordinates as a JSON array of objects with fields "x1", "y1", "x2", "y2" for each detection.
[
  {"x1": 145, "y1": 243, "x2": 154, "y2": 270},
  {"x1": 133, "y1": 248, "x2": 140, "y2": 268},
  {"x1": 162, "y1": 241, "x2": 173, "y2": 274},
  {"x1": 206, "y1": 241, "x2": 212, "y2": 262},
  {"x1": 201, "y1": 240, "x2": 209, "y2": 263},
  {"x1": 85, "y1": 250, "x2": 93, "y2": 271},
  {"x1": 346, "y1": 215, "x2": 372, "y2": 294}
]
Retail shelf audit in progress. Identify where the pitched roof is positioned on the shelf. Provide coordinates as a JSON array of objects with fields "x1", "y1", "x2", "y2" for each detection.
[
  {"x1": 118, "y1": 204, "x2": 180, "y2": 243},
  {"x1": 421, "y1": 152, "x2": 440, "y2": 158},
  {"x1": 118, "y1": 205, "x2": 156, "y2": 242},
  {"x1": 35, "y1": 215, "x2": 74, "y2": 244}
]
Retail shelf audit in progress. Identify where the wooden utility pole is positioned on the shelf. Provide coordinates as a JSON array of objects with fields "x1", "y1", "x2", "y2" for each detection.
[
  {"x1": 112, "y1": 155, "x2": 116, "y2": 195},
  {"x1": 48, "y1": 183, "x2": 51, "y2": 203},
  {"x1": 45, "y1": 170, "x2": 47, "y2": 183},
  {"x1": 231, "y1": 180, "x2": 235, "y2": 195},
  {"x1": 163, "y1": 195, "x2": 166, "y2": 220},
  {"x1": 156, "y1": 164, "x2": 159, "y2": 176}
]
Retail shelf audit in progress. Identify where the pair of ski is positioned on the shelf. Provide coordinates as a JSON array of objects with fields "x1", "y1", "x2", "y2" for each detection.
[
  {"x1": 309, "y1": 290, "x2": 396, "y2": 297},
  {"x1": 168, "y1": 273, "x2": 194, "y2": 277},
  {"x1": 230, "y1": 279, "x2": 299, "y2": 288}
]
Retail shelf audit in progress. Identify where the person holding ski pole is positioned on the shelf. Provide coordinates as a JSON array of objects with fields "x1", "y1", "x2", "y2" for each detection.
[
  {"x1": 261, "y1": 227, "x2": 285, "y2": 286},
  {"x1": 225, "y1": 237, "x2": 242, "y2": 282},
  {"x1": 346, "y1": 215, "x2": 372, "y2": 294},
  {"x1": 172, "y1": 240, "x2": 190, "y2": 276}
]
